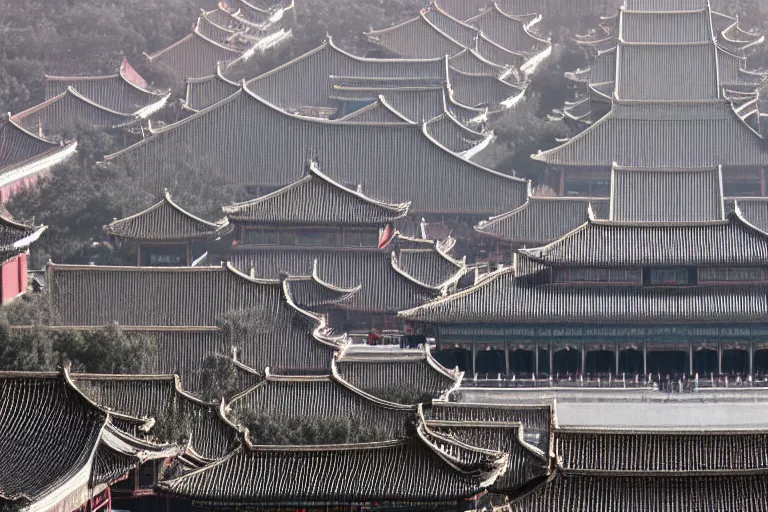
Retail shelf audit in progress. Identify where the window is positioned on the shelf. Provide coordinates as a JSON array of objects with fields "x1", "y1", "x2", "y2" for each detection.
[
  {"x1": 293, "y1": 229, "x2": 341, "y2": 246},
  {"x1": 562, "y1": 267, "x2": 642, "y2": 284},
  {"x1": 242, "y1": 229, "x2": 278, "y2": 245},
  {"x1": 700, "y1": 267, "x2": 764, "y2": 282},
  {"x1": 644, "y1": 267, "x2": 696, "y2": 286}
]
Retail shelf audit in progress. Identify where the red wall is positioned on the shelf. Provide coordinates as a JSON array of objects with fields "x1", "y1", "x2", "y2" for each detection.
[
  {"x1": 1, "y1": 253, "x2": 27, "y2": 304},
  {"x1": 0, "y1": 172, "x2": 44, "y2": 204}
]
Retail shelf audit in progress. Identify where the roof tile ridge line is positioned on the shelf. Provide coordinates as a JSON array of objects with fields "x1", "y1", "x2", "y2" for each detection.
[
  {"x1": 307, "y1": 161, "x2": 412, "y2": 214},
  {"x1": 330, "y1": 357, "x2": 418, "y2": 411},
  {"x1": 453, "y1": 47, "x2": 508, "y2": 72},
  {"x1": 62, "y1": 366, "x2": 155, "y2": 431},
  {"x1": 429, "y1": 0, "x2": 488, "y2": 33},
  {"x1": 365, "y1": 13, "x2": 426, "y2": 37},
  {"x1": 10, "y1": 91, "x2": 68, "y2": 121},
  {"x1": 417, "y1": 10, "x2": 476, "y2": 51},
  {"x1": 310, "y1": 259, "x2": 362, "y2": 295},
  {"x1": 732, "y1": 200, "x2": 768, "y2": 237},
  {"x1": 429, "y1": 234, "x2": 467, "y2": 270},
  {"x1": 418, "y1": 121, "x2": 527, "y2": 183},
  {"x1": 198, "y1": 11, "x2": 238, "y2": 35},
  {"x1": 475, "y1": 190, "x2": 535, "y2": 232},
  {"x1": 504, "y1": 468, "x2": 559, "y2": 508},
  {"x1": 622, "y1": 6, "x2": 708, "y2": 14},
  {"x1": 225, "y1": 378, "x2": 269, "y2": 407},
  {"x1": 4, "y1": 113, "x2": 63, "y2": 147},
  {"x1": 46, "y1": 260, "x2": 228, "y2": 272},
  {"x1": 102, "y1": 88, "x2": 244, "y2": 162},
  {"x1": 104, "y1": 194, "x2": 167, "y2": 233},
  {"x1": 720, "y1": 23, "x2": 765, "y2": 47},
  {"x1": 397, "y1": 265, "x2": 514, "y2": 319},
  {"x1": 61, "y1": 86, "x2": 141, "y2": 117},
  {"x1": 222, "y1": 173, "x2": 312, "y2": 213},
  {"x1": 390, "y1": 250, "x2": 444, "y2": 292},
  {"x1": 328, "y1": 35, "x2": 444, "y2": 64},
  {"x1": 145, "y1": 33, "x2": 196, "y2": 61},
  {"x1": 164, "y1": 189, "x2": 227, "y2": 230},
  {"x1": 191, "y1": 26, "x2": 244, "y2": 53},
  {"x1": 418, "y1": 407, "x2": 509, "y2": 461},
  {"x1": 436, "y1": 95, "x2": 488, "y2": 136},
  {"x1": 102, "y1": 418, "x2": 185, "y2": 455},
  {"x1": 280, "y1": 277, "x2": 351, "y2": 350},
  {"x1": 532, "y1": 102, "x2": 617, "y2": 161},
  {"x1": 172, "y1": 374, "x2": 222, "y2": 408},
  {"x1": 377, "y1": 95, "x2": 420, "y2": 124},
  {"x1": 517, "y1": 218, "x2": 591, "y2": 260},
  {"x1": 246, "y1": 437, "x2": 408, "y2": 452},
  {"x1": 479, "y1": 1, "x2": 551, "y2": 45},
  {"x1": 263, "y1": 366, "x2": 332, "y2": 382},
  {"x1": 157, "y1": 441, "x2": 243, "y2": 491},
  {"x1": 417, "y1": 406, "x2": 509, "y2": 485},
  {"x1": 609, "y1": 162, "x2": 616, "y2": 220},
  {"x1": 42, "y1": 71, "x2": 120, "y2": 82},
  {"x1": 427, "y1": 348, "x2": 464, "y2": 400}
]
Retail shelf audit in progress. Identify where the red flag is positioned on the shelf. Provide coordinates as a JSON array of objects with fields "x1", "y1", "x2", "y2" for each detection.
[{"x1": 378, "y1": 224, "x2": 395, "y2": 249}]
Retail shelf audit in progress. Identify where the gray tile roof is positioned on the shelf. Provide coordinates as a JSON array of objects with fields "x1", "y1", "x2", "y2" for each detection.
[
  {"x1": 0, "y1": 117, "x2": 76, "y2": 175},
  {"x1": 533, "y1": 102, "x2": 768, "y2": 168},
  {"x1": 508, "y1": 474, "x2": 768, "y2": 512},
  {"x1": 620, "y1": 9, "x2": 712, "y2": 43},
  {"x1": 556, "y1": 428, "x2": 768, "y2": 475},
  {"x1": 334, "y1": 351, "x2": 461, "y2": 402},
  {"x1": 183, "y1": 72, "x2": 240, "y2": 112},
  {"x1": 223, "y1": 161, "x2": 409, "y2": 226},
  {"x1": 476, "y1": 195, "x2": 609, "y2": 246},
  {"x1": 70, "y1": 374, "x2": 237, "y2": 460},
  {"x1": 400, "y1": 266, "x2": 768, "y2": 325},
  {"x1": 610, "y1": 165, "x2": 724, "y2": 222},
  {"x1": 521, "y1": 212, "x2": 768, "y2": 267},
  {"x1": 103, "y1": 89, "x2": 528, "y2": 216},
  {"x1": 44, "y1": 60, "x2": 166, "y2": 115},
  {"x1": 157, "y1": 433, "x2": 501, "y2": 504},
  {"x1": 146, "y1": 30, "x2": 241, "y2": 81},
  {"x1": 227, "y1": 372, "x2": 414, "y2": 442},
  {"x1": 104, "y1": 190, "x2": 227, "y2": 241}
]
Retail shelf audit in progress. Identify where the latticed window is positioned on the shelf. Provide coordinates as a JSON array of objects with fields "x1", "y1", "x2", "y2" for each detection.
[
  {"x1": 699, "y1": 267, "x2": 764, "y2": 283},
  {"x1": 644, "y1": 267, "x2": 695, "y2": 286}
]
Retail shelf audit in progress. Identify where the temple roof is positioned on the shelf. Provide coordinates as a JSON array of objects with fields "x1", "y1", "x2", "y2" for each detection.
[
  {"x1": 556, "y1": 427, "x2": 768, "y2": 475},
  {"x1": 102, "y1": 88, "x2": 529, "y2": 215},
  {"x1": 426, "y1": 420, "x2": 548, "y2": 490},
  {"x1": 0, "y1": 116, "x2": 77, "y2": 183},
  {"x1": 520, "y1": 210, "x2": 768, "y2": 267},
  {"x1": 476, "y1": 195, "x2": 609, "y2": 246},
  {"x1": 157, "y1": 428, "x2": 503, "y2": 504},
  {"x1": 508, "y1": 474, "x2": 768, "y2": 512},
  {"x1": 465, "y1": 3, "x2": 550, "y2": 57},
  {"x1": 226, "y1": 369, "x2": 414, "y2": 442},
  {"x1": 183, "y1": 69, "x2": 240, "y2": 112},
  {"x1": 47, "y1": 263, "x2": 345, "y2": 372},
  {"x1": 620, "y1": 8, "x2": 713, "y2": 43},
  {"x1": 222, "y1": 161, "x2": 410, "y2": 226},
  {"x1": 45, "y1": 59, "x2": 167, "y2": 116},
  {"x1": 334, "y1": 349, "x2": 461, "y2": 403},
  {"x1": 0, "y1": 212, "x2": 46, "y2": 250},
  {"x1": 625, "y1": 0, "x2": 710, "y2": 11},
  {"x1": 615, "y1": 42, "x2": 719, "y2": 101},
  {"x1": 610, "y1": 165, "x2": 724, "y2": 222},
  {"x1": 425, "y1": 111, "x2": 493, "y2": 158},
  {"x1": 228, "y1": 241, "x2": 466, "y2": 313},
  {"x1": 399, "y1": 266, "x2": 768, "y2": 325},
  {"x1": 12, "y1": 87, "x2": 138, "y2": 135},
  {"x1": 448, "y1": 67, "x2": 526, "y2": 109},
  {"x1": 146, "y1": 29, "x2": 242, "y2": 80},
  {"x1": 366, "y1": 13, "x2": 465, "y2": 60},
  {"x1": 244, "y1": 39, "x2": 446, "y2": 110},
  {"x1": 532, "y1": 102, "x2": 768, "y2": 168},
  {"x1": 69, "y1": 373, "x2": 237, "y2": 460},
  {"x1": 0, "y1": 372, "x2": 179, "y2": 511},
  {"x1": 728, "y1": 198, "x2": 768, "y2": 233},
  {"x1": 104, "y1": 190, "x2": 228, "y2": 241},
  {"x1": 284, "y1": 269, "x2": 361, "y2": 310}
]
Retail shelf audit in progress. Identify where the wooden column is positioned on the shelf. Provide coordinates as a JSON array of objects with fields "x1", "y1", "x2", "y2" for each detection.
[
  {"x1": 750, "y1": 342, "x2": 755, "y2": 376},
  {"x1": 581, "y1": 346, "x2": 587, "y2": 375},
  {"x1": 689, "y1": 343, "x2": 694, "y2": 376},
  {"x1": 186, "y1": 242, "x2": 192, "y2": 266},
  {"x1": 548, "y1": 342, "x2": 554, "y2": 376},
  {"x1": 471, "y1": 343, "x2": 478, "y2": 377},
  {"x1": 718, "y1": 342, "x2": 723, "y2": 375},
  {"x1": 504, "y1": 344, "x2": 510, "y2": 375},
  {"x1": 534, "y1": 342, "x2": 540, "y2": 376},
  {"x1": 614, "y1": 343, "x2": 620, "y2": 374},
  {"x1": 642, "y1": 343, "x2": 647, "y2": 376}
]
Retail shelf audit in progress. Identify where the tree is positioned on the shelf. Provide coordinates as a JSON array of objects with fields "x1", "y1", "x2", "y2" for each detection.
[{"x1": 199, "y1": 354, "x2": 240, "y2": 402}]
